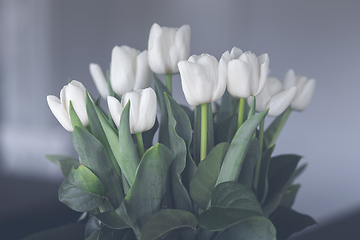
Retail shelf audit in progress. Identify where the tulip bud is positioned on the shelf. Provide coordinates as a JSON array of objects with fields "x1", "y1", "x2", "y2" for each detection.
[
  {"x1": 107, "y1": 88, "x2": 157, "y2": 134},
  {"x1": 47, "y1": 80, "x2": 90, "y2": 132},
  {"x1": 283, "y1": 69, "x2": 316, "y2": 111},
  {"x1": 89, "y1": 63, "x2": 109, "y2": 99},
  {"x1": 227, "y1": 47, "x2": 269, "y2": 98},
  {"x1": 148, "y1": 23, "x2": 191, "y2": 74},
  {"x1": 110, "y1": 45, "x2": 151, "y2": 96},
  {"x1": 178, "y1": 52, "x2": 228, "y2": 106},
  {"x1": 248, "y1": 77, "x2": 297, "y2": 117}
]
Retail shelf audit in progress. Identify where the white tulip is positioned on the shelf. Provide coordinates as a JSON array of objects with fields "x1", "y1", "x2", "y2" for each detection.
[
  {"x1": 47, "y1": 80, "x2": 89, "y2": 132},
  {"x1": 89, "y1": 63, "x2": 109, "y2": 99},
  {"x1": 178, "y1": 52, "x2": 229, "y2": 106},
  {"x1": 227, "y1": 47, "x2": 269, "y2": 98},
  {"x1": 283, "y1": 69, "x2": 316, "y2": 111},
  {"x1": 248, "y1": 77, "x2": 297, "y2": 117},
  {"x1": 107, "y1": 88, "x2": 157, "y2": 134},
  {"x1": 148, "y1": 23, "x2": 191, "y2": 74},
  {"x1": 110, "y1": 45, "x2": 151, "y2": 96}
]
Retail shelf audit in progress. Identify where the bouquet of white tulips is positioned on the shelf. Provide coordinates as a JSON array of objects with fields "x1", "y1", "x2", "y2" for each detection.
[{"x1": 42, "y1": 23, "x2": 316, "y2": 240}]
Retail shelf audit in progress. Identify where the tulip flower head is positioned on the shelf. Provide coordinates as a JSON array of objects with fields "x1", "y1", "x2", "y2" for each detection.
[
  {"x1": 47, "y1": 80, "x2": 90, "y2": 132},
  {"x1": 248, "y1": 77, "x2": 297, "y2": 117},
  {"x1": 148, "y1": 23, "x2": 191, "y2": 74},
  {"x1": 283, "y1": 69, "x2": 316, "y2": 111},
  {"x1": 89, "y1": 63, "x2": 109, "y2": 99},
  {"x1": 110, "y1": 45, "x2": 151, "y2": 96},
  {"x1": 227, "y1": 47, "x2": 269, "y2": 98},
  {"x1": 107, "y1": 88, "x2": 157, "y2": 134},
  {"x1": 178, "y1": 52, "x2": 229, "y2": 106}
]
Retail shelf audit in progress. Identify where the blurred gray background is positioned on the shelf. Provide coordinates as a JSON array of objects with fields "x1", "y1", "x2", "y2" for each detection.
[{"x1": 0, "y1": 0, "x2": 359, "y2": 234}]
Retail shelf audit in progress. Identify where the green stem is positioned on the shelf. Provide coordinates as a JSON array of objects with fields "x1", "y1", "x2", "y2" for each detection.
[
  {"x1": 165, "y1": 73, "x2": 172, "y2": 96},
  {"x1": 253, "y1": 119, "x2": 265, "y2": 190},
  {"x1": 136, "y1": 133, "x2": 145, "y2": 158},
  {"x1": 269, "y1": 108, "x2": 291, "y2": 147},
  {"x1": 200, "y1": 103, "x2": 208, "y2": 161},
  {"x1": 237, "y1": 98, "x2": 245, "y2": 129}
]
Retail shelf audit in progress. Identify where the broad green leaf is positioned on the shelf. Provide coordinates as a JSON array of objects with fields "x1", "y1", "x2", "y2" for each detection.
[
  {"x1": 58, "y1": 179, "x2": 104, "y2": 212},
  {"x1": 262, "y1": 192, "x2": 285, "y2": 217},
  {"x1": 85, "y1": 216, "x2": 100, "y2": 239},
  {"x1": 238, "y1": 136, "x2": 260, "y2": 189},
  {"x1": 216, "y1": 110, "x2": 268, "y2": 185},
  {"x1": 280, "y1": 184, "x2": 301, "y2": 208},
  {"x1": 213, "y1": 216, "x2": 277, "y2": 240},
  {"x1": 286, "y1": 164, "x2": 307, "y2": 187},
  {"x1": 98, "y1": 226, "x2": 130, "y2": 240},
  {"x1": 22, "y1": 223, "x2": 85, "y2": 240},
  {"x1": 153, "y1": 73, "x2": 171, "y2": 149},
  {"x1": 247, "y1": 97, "x2": 256, "y2": 120},
  {"x1": 94, "y1": 210, "x2": 130, "y2": 230},
  {"x1": 189, "y1": 142, "x2": 229, "y2": 210},
  {"x1": 46, "y1": 155, "x2": 79, "y2": 177},
  {"x1": 86, "y1": 94, "x2": 121, "y2": 177},
  {"x1": 214, "y1": 115, "x2": 237, "y2": 145},
  {"x1": 266, "y1": 155, "x2": 301, "y2": 201},
  {"x1": 217, "y1": 90, "x2": 233, "y2": 124},
  {"x1": 124, "y1": 144, "x2": 173, "y2": 231},
  {"x1": 269, "y1": 206, "x2": 316, "y2": 240},
  {"x1": 140, "y1": 209, "x2": 197, "y2": 240},
  {"x1": 198, "y1": 182, "x2": 263, "y2": 231},
  {"x1": 257, "y1": 145, "x2": 276, "y2": 204},
  {"x1": 180, "y1": 104, "x2": 194, "y2": 127},
  {"x1": 86, "y1": 229, "x2": 100, "y2": 240},
  {"x1": 67, "y1": 164, "x2": 106, "y2": 197},
  {"x1": 196, "y1": 228, "x2": 216, "y2": 240},
  {"x1": 264, "y1": 108, "x2": 291, "y2": 147},
  {"x1": 164, "y1": 94, "x2": 193, "y2": 212},
  {"x1": 117, "y1": 102, "x2": 140, "y2": 185},
  {"x1": 69, "y1": 101, "x2": 84, "y2": 129},
  {"x1": 72, "y1": 126, "x2": 124, "y2": 209}
]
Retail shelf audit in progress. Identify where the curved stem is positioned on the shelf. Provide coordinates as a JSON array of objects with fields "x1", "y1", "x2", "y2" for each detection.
[
  {"x1": 237, "y1": 98, "x2": 245, "y2": 129},
  {"x1": 136, "y1": 133, "x2": 145, "y2": 158},
  {"x1": 200, "y1": 103, "x2": 208, "y2": 161},
  {"x1": 165, "y1": 73, "x2": 172, "y2": 96},
  {"x1": 253, "y1": 119, "x2": 265, "y2": 190}
]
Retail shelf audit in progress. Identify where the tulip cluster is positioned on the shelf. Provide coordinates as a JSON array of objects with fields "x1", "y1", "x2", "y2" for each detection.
[{"x1": 45, "y1": 22, "x2": 316, "y2": 240}]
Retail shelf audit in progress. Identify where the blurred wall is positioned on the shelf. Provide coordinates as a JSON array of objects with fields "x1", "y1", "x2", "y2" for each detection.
[{"x1": 1, "y1": 0, "x2": 359, "y2": 225}]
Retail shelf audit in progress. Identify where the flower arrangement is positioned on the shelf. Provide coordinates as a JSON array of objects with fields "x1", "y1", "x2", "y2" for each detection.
[{"x1": 45, "y1": 23, "x2": 316, "y2": 240}]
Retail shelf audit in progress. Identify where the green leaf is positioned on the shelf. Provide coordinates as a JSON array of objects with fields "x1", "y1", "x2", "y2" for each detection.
[
  {"x1": 237, "y1": 136, "x2": 260, "y2": 189},
  {"x1": 72, "y1": 126, "x2": 124, "y2": 209},
  {"x1": 86, "y1": 94, "x2": 121, "y2": 178},
  {"x1": 85, "y1": 216, "x2": 100, "y2": 239},
  {"x1": 86, "y1": 229, "x2": 100, "y2": 240},
  {"x1": 213, "y1": 216, "x2": 277, "y2": 240},
  {"x1": 269, "y1": 206, "x2": 316, "y2": 240},
  {"x1": 69, "y1": 101, "x2": 84, "y2": 129},
  {"x1": 198, "y1": 182, "x2": 263, "y2": 231},
  {"x1": 214, "y1": 115, "x2": 237, "y2": 145},
  {"x1": 216, "y1": 110, "x2": 268, "y2": 185},
  {"x1": 280, "y1": 184, "x2": 301, "y2": 208},
  {"x1": 46, "y1": 155, "x2": 79, "y2": 177},
  {"x1": 58, "y1": 179, "x2": 104, "y2": 212},
  {"x1": 21, "y1": 223, "x2": 85, "y2": 240},
  {"x1": 164, "y1": 94, "x2": 194, "y2": 212},
  {"x1": 217, "y1": 90, "x2": 233, "y2": 124},
  {"x1": 286, "y1": 164, "x2": 307, "y2": 187},
  {"x1": 95, "y1": 210, "x2": 130, "y2": 230},
  {"x1": 140, "y1": 209, "x2": 197, "y2": 240},
  {"x1": 67, "y1": 164, "x2": 106, "y2": 197},
  {"x1": 247, "y1": 97, "x2": 256, "y2": 120},
  {"x1": 189, "y1": 142, "x2": 229, "y2": 210},
  {"x1": 153, "y1": 73, "x2": 171, "y2": 149},
  {"x1": 142, "y1": 118, "x2": 159, "y2": 150},
  {"x1": 98, "y1": 226, "x2": 131, "y2": 240},
  {"x1": 117, "y1": 102, "x2": 140, "y2": 185},
  {"x1": 124, "y1": 144, "x2": 173, "y2": 231},
  {"x1": 262, "y1": 192, "x2": 285, "y2": 217},
  {"x1": 266, "y1": 155, "x2": 301, "y2": 201},
  {"x1": 264, "y1": 108, "x2": 291, "y2": 147},
  {"x1": 257, "y1": 145, "x2": 276, "y2": 204}
]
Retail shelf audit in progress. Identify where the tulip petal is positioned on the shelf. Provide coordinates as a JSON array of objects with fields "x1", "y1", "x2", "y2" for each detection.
[
  {"x1": 169, "y1": 24, "x2": 191, "y2": 73},
  {"x1": 89, "y1": 63, "x2": 109, "y2": 98},
  {"x1": 283, "y1": 69, "x2": 296, "y2": 90},
  {"x1": 268, "y1": 86, "x2": 297, "y2": 117},
  {"x1": 268, "y1": 77, "x2": 283, "y2": 96},
  {"x1": 66, "y1": 80, "x2": 89, "y2": 126},
  {"x1": 134, "y1": 50, "x2": 151, "y2": 90},
  {"x1": 291, "y1": 79, "x2": 315, "y2": 111},
  {"x1": 254, "y1": 54, "x2": 269, "y2": 96},
  {"x1": 134, "y1": 88, "x2": 157, "y2": 133},
  {"x1": 123, "y1": 92, "x2": 141, "y2": 133},
  {"x1": 47, "y1": 95, "x2": 73, "y2": 131},
  {"x1": 230, "y1": 47, "x2": 243, "y2": 60},
  {"x1": 148, "y1": 23, "x2": 167, "y2": 74},
  {"x1": 227, "y1": 59, "x2": 251, "y2": 98},
  {"x1": 212, "y1": 52, "x2": 228, "y2": 102},
  {"x1": 107, "y1": 96, "x2": 123, "y2": 128}
]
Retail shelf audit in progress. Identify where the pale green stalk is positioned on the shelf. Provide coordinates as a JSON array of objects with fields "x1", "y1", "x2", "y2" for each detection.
[
  {"x1": 165, "y1": 73, "x2": 172, "y2": 96},
  {"x1": 136, "y1": 133, "x2": 145, "y2": 158},
  {"x1": 253, "y1": 119, "x2": 265, "y2": 190},
  {"x1": 269, "y1": 108, "x2": 291, "y2": 147},
  {"x1": 237, "y1": 98, "x2": 245, "y2": 129},
  {"x1": 200, "y1": 103, "x2": 208, "y2": 161}
]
